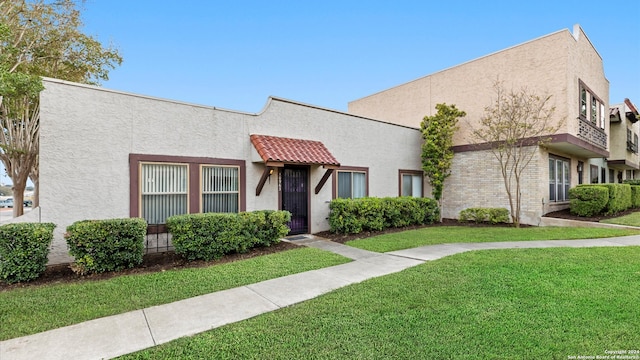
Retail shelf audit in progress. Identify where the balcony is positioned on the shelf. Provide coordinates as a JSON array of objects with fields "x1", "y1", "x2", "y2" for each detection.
[{"x1": 578, "y1": 117, "x2": 607, "y2": 150}]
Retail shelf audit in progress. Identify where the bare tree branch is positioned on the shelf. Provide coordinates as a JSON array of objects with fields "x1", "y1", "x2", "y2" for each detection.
[{"x1": 470, "y1": 81, "x2": 563, "y2": 227}]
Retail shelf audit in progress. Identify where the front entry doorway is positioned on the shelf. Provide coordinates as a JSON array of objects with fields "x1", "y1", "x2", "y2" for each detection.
[{"x1": 281, "y1": 166, "x2": 309, "y2": 235}]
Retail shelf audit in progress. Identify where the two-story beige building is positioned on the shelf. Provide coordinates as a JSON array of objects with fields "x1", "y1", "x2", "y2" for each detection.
[
  {"x1": 597, "y1": 99, "x2": 640, "y2": 183},
  {"x1": 348, "y1": 25, "x2": 609, "y2": 224}
]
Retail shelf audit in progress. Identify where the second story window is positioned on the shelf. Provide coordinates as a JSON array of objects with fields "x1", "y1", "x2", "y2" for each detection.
[
  {"x1": 627, "y1": 129, "x2": 638, "y2": 153},
  {"x1": 580, "y1": 88, "x2": 587, "y2": 118},
  {"x1": 579, "y1": 81, "x2": 604, "y2": 129},
  {"x1": 591, "y1": 97, "x2": 598, "y2": 124}
]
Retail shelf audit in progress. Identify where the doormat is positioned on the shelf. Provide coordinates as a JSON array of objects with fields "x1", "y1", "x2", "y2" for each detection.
[{"x1": 287, "y1": 235, "x2": 308, "y2": 241}]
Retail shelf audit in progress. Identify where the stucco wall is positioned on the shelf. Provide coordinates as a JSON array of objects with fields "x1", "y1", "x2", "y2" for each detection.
[
  {"x1": 609, "y1": 102, "x2": 639, "y2": 166},
  {"x1": 39, "y1": 79, "x2": 423, "y2": 264}
]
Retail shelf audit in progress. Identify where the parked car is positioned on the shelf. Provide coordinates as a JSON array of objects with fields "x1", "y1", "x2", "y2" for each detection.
[
  {"x1": 24, "y1": 200, "x2": 33, "y2": 207},
  {"x1": 0, "y1": 199, "x2": 13, "y2": 208}
]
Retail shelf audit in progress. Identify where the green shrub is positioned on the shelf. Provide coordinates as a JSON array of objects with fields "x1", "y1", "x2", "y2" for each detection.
[
  {"x1": 257, "y1": 210, "x2": 292, "y2": 247},
  {"x1": 167, "y1": 210, "x2": 291, "y2": 261},
  {"x1": 631, "y1": 186, "x2": 640, "y2": 208},
  {"x1": 599, "y1": 183, "x2": 632, "y2": 215},
  {"x1": 329, "y1": 197, "x2": 439, "y2": 234},
  {"x1": 459, "y1": 208, "x2": 510, "y2": 224},
  {"x1": 328, "y1": 198, "x2": 363, "y2": 234},
  {"x1": 623, "y1": 179, "x2": 640, "y2": 186},
  {"x1": 0, "y1": 223, "x2": 56, "y2": 284},
  {"x1": 569, "y1": 185, "x2": 609, "y2": 217},
  {"x1": 413, "y1": 197, "x2": 440, "y2": 224},
  {"x1": 65, "y1": 218, "x2": 147, "y2": 275}
]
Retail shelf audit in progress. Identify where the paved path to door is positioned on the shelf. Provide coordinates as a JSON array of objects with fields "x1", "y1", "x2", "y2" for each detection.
[{"x1": 2, "y1": 235, "x2": 640, "y2": 360}]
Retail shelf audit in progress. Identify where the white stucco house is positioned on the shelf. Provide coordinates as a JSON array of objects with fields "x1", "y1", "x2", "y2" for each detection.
[{"x1": 31, "y1": 78, "x2": 426, "y2": 264}]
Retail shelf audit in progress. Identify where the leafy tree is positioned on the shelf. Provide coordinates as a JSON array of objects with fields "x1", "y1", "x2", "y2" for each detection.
[
  {"x1": 0, "y1": 0, "x2": 122, "y2": 215},
  {"x1": 471, "y1": 82, "x2": 561, "y2": 227},
  {"x1": 421, "y1": 103, "x2": 466, "y2": 219}
]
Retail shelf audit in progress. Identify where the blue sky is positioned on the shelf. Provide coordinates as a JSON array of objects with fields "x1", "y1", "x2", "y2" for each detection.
[
  {"x1": 80, "y1": 0, "x2": 640, "y2": 113},
  {"x1": 4, "y1": 0, "x2": 639, "y2": 186}
]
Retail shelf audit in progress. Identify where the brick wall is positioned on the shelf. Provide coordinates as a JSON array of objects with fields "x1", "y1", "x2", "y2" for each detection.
[{"x1": 442, "y1": 147, "x2": 545, "y2": 225}]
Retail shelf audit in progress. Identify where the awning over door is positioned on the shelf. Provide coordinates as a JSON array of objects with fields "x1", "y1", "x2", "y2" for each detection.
[
  {"x1": 250, "y1": 134, "x2": 340, "y2": 196},
  {"x1": 250, "y1": 134, "x2": 340, "y2": 167}
]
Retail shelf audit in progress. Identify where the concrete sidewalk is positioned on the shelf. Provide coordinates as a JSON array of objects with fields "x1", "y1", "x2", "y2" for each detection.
[{"x1": 2, "y1": 235, "x2": 640, "y2": 360}]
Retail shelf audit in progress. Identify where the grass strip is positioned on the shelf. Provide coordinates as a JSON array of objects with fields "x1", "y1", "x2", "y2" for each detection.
[
  {"x1": 601, "y1": 212, "x2": 640, "y2": 227},
  {"x1": 0, "y1": 247, "x2": 350, "y2": 340},
  {"x1": 346, "y1": 226, "x2": 640, "y2": 252},
  {"x1": 120, "y1": 247, "x2": 640, "y2": 359}
]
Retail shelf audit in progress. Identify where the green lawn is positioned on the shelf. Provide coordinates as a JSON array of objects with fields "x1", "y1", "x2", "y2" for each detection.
[
  {"x1": 0, "y1": 248, "x2": 350, "y2": 340},
  {"x1": 120, "y1": 247, "x2": 640, "y2": 359},
  {"x1": 601, "y1": 211, "x2": 640, "y2": 227},
  {"x1": 346, "y1": 226, "x2": 640, "y2": 252}
]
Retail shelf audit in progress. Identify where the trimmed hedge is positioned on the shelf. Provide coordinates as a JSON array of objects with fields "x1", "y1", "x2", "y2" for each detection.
[
  {"x1": 569, "y1": 185, "x2": 609, "y2": 217},
  {"x1": 167, "y1": 210, "x2": 291, "y2": 261},
  {"x1": 459, "y1": 208, "x2": 510, "y2": 224},
  {"x1": 0, "y1": 223, "x2": 56, "y2": 284},
  {"x1": 623, "y1": 179, "x2": 640, "y2": 186},
  {"x1": 599, "y1": 183, "x2": 632, "y2": 215},
  {"x1": 329, "y1": 197, "x2": 439, "y2": 234},
  {"x1": 631, "y1": 185, "x2": 640, "y2": 208},
  {"x1": 65, "y1": 218, "x2": 147, "y2": 275}
]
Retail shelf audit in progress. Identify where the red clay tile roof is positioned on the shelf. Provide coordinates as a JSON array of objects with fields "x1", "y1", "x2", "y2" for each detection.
[
  {"x1": 250, "y1": 134, "x2": 340, "y2": 166},
  {"x1": 625, "y1": 98, "x2": 639, "y2": 116}
]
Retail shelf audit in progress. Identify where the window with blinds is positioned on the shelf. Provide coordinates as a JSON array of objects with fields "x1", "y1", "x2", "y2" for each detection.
[
  {"x1": 141, "y1": 163, "x2": 188, "y2": 224},
  {"x1": 201, "y1": 165, "x2": 240, "y2": 213},
  {"x1": 337, "y1": 171, "x2": 366, "y2": 199},
  {"x1": 401, "y1": 173, "x2": 423, "y2": 197}
]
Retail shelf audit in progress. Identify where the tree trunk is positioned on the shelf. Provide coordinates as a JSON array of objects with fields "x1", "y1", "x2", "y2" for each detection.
[
  {"x1": 29, "y1": 157, "x2": 38, "y2": 208},
  {"x1": 32, "y1": 177, "x2": 38, "y2": 208},
  {"x1": 11, "y1": 178, "x2": 26, "y2": 217}
]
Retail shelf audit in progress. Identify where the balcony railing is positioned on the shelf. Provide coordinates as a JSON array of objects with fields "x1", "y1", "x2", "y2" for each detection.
[{"x1": 578, "y1": 118, "x2": 607, "y2": 149}]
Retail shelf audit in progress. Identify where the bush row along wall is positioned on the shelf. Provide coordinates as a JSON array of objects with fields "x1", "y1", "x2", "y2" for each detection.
[
  {"x1": 1, "y1": 210, "x2": 291, "y2": 284},
  {"x1": 569, "y1": 183, "x2": 638, "y2": 217},
  {"x1": 329, "y1": 197, "x2": 439, "y2": 234},
  {"x1": 167, "y1": 210, "x2": 291, "y2": 261}
]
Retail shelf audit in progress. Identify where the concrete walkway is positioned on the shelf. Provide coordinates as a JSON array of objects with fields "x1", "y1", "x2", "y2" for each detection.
[{"x1": 2, "y1": 235, "x2": 640, "y2": 360}]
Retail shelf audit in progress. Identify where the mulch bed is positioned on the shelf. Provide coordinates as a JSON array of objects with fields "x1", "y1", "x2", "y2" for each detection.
[
  {"x1": 1, "y1": 211, "x2": 620, "y2": 291},
  {"x1": 543, "y1": 207, "x2": 638, "y2": 222}
]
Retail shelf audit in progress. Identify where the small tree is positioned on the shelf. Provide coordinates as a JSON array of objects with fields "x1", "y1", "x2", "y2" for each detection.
[
  {"x1": 0, "y1": 0, "x2": 122, "y2": 216},
  {"x1": 471, "y1": 82, "x2": 562, "y2": 227},
  {"x1": 421, "y1": 103, "x2": 466, "y2": 220}
]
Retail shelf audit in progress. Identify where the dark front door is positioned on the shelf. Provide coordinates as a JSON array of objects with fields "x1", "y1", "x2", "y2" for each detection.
[{"x1": 281, "y1": 166, "x2": 309, "y2": 234}]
